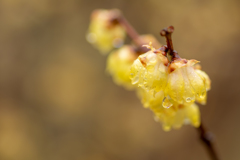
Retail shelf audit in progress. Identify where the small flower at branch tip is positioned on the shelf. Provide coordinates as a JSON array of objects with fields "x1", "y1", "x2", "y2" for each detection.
[
  {"x1": 106, "y1": 45, "x2": 138, "y2": 89},
  {"x1": 86, "y1": 9, "x2": 126, "y2": 54},
  {"x1": 107, "y1": 35, "x2": 162, "y2": 89}
]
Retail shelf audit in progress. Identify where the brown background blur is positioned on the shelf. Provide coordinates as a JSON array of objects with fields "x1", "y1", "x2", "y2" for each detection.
[{"x1": 0, "y1": 0, "x2": 239, "y2": 160}]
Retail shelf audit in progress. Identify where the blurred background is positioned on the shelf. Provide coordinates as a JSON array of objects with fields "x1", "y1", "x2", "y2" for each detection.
[{"x1": 0, "y1": 0, "x2": 239, "y2": 159}]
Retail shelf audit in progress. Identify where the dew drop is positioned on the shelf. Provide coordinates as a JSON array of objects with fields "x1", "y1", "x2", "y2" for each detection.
[
  {"x1": 162, "y1": 97, "x2": 173, "y2": 109},
  {"x1": 147, "y1": 65, "x2": 155, "y2": 72},
  {"x1": 185, "y1": 97, "x2": 194, "y2": 103},
  {"x1": 200, "y1": 91, "x2": 206, "y2": 99},
  {"x1": 132, "y1": 75, "x2": 139, "y2": 84},
  {"x1": 130, "y1": 73, "x2": 134, "y2": 79}
]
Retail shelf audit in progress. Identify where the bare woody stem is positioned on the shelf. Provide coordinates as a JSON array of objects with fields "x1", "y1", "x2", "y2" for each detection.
[
  {"x1": 110, "y1": 10, "x2": 149, "y2": 53},
  {"x1": 116, "y1": 16, "x2": 143, "y2": 46},
  {"x1": 197, "y1": 122, "x2": 220, "y2": 160},
  {"x1": 160, "y1": 26, "x2": 174, "y2": 53},
  {"x1": 160, "y1": 26, "x2": 180, "y2": 61}
]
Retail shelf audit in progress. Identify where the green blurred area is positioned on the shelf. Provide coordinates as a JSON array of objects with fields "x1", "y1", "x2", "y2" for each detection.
[{"x1": 0, "y1": 0, "x2": 240, "y2": 159}]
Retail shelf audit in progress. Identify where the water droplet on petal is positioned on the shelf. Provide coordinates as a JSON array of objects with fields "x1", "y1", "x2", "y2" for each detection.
[
  {"x1": 130, "y1": 73, "x2": 134, "y2": 79},
  {"x1": 185, "y1": 97, "x2": 195, "y2": 103},
  {"x1": 200, "y1": 91, "x2": 206, "y2": 99},
  {"x1": 147, "y1": 65, "x2": 155, "y2": 72},
  {"x1": 132, "y1": 75, "x2": 139, "y2": 84},
  {"x1": 162, "y1": 97, "x2": 173, "y2": 109}
]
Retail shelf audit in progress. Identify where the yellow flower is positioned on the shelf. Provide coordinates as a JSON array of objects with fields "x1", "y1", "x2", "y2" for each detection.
[
  {"x1": 137, "y1": 89, "x2": 200, "y2": 131},
  {"x1": 107, "y1": 35, "x2": 162, "y2": 90},
  {"x1": 163, "y1": 59, "x2": 209, "y2": 106},
  {"x1": 106, "y1": 45, "x2": 138, "y2": 89},
  {"x1": 86, "y1": 9, "x2": 126, "y2": 54},
  {"x1": 156, "y1": 103, "x2": 200, "y2": 131},
  {"x1": 194, "y1": 64, "x2": 211, "y2": 105},
  {"x1": 130, "y1": 43, "x2": 169, "y2": 94}
]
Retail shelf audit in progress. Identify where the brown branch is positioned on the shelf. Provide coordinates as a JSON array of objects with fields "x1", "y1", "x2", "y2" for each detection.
[
  {"x1": 110, "y1": 10, "x2": 149, "y2": 53},
  {"x1": 116, "y1": 16, "x2": 143, "y2": 46},
  {"x1": 160, "y1": 26, "x2": 180, "y2": 61},
  {"x1": 160, "y1": 26, "x2": 174, "y2": 54},
  {"x1": 197, "y1": 122, "x2": 220, "y2": 160}
]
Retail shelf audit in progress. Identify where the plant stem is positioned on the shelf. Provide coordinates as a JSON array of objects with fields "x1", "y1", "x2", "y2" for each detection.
[
  {"x1": 117, "y1": 16, "x2": 143, "y2": 46},
  {"x1": 160, "y1": 26, "x2": 174, "y2": 54},
  {"x1": 110, "y1": 10, "x2": 149, "y2": 53},
  {"x1": 160, "y1": 26, "x2": 180, "y2": 61},
  {"x1": 197, "y1": 122, "x2": 219, "y2": 160}
]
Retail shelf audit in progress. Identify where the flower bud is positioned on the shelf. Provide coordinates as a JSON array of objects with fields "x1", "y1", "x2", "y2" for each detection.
[
  {"x1": 86, "y1": 9, "x2": 126, "y2": 54},
  {"x1": 106, "y1": 45, "x2": 138, "y2": 89}
]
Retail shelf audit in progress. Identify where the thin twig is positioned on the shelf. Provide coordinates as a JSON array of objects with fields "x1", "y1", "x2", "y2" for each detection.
[
  {"x1": 197, "y1": 122, "x2": 219, "y2": 160},
  {"x1": 110, "y1": 10, "x2": 149, "y2": 53},
  {"x1": 160, "y1": 26, "x2": 180, "y2": 61},
  {"x1": 160, "y1": 26, "x2": 174, "y2": 54},
  {"x1": 116, "y1": 16, "x2": 143, "y2": 46}
]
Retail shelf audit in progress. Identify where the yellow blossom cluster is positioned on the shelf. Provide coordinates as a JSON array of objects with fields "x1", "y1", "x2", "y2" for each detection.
[
  {"x1": 130, "y1": 44, "x2": 211, "y2": 130},
  {"x1": 86, "y1": 9, "x2": 211, "y2": 131}
]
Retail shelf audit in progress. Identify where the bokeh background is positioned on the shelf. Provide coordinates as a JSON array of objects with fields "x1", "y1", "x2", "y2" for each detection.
[{"x1": 0, "y1": 0, "x2": 239, "y2": 159}]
